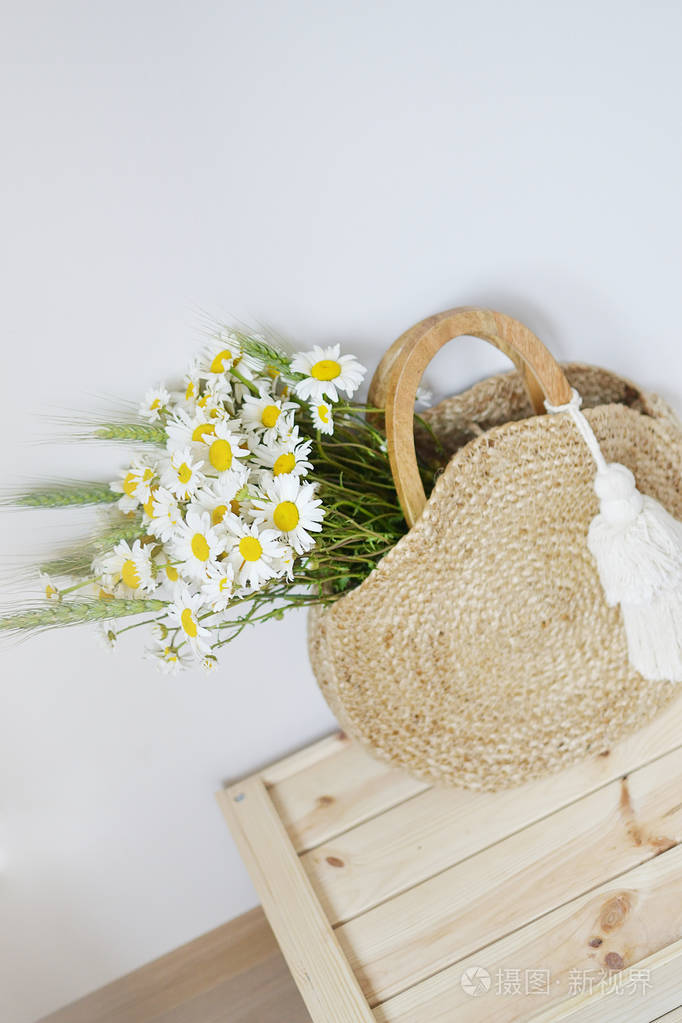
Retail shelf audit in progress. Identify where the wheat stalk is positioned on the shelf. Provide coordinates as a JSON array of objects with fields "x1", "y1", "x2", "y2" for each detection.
[
  {"x1": 234, "y1": 331, "x2": 300, "y2": 378},
  {"x1": 9, "y1": 483, "x2": 118, "y2": 508},
  {"x1": 94, "y1": 423, "x2": 167, "y2": 444},
  {"x1": 0, "y1": 598, "x2": 167, "y2": 632}
]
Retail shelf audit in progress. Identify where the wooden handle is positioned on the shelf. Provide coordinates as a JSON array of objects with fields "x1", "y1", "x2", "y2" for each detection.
[{"x1": 368, "y1": 307, "x2": 573, "y2": 527}]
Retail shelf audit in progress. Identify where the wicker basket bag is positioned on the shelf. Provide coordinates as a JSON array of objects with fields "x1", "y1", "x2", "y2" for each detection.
[{"x1": 309, "y1": 308, "x2": 682, "y2": 791}]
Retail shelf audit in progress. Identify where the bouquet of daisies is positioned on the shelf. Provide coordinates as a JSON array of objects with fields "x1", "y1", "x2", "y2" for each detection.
[{"x1": 2, "y1": 330, "x2": 418, "y2": 672}]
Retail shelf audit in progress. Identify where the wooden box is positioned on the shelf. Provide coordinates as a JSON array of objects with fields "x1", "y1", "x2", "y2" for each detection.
[{"x1": 217, "y1": 699, "x2": 682, "y2": 1023}]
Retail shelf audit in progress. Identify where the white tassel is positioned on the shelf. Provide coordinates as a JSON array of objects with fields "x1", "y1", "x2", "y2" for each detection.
[{"x1": 546, "y1": 389, "x2": 682, "y2": 682}]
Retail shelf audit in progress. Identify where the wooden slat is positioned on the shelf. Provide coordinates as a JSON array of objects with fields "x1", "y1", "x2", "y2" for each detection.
[
  {"x1": 260, "y1": 732, "x2": 351, "y2": 786},
  {"x1": 527, "y1": 939, "x2": 682, "y2": 1023},
  {"x1": 653, "y1": 1009, "x2": 682, "y2": 1022},
  {"x1": 337, "y1": 744, "x2": 682, "y2": 1006},
  {"x1": 270, "y1": 694, "x2": 682, "y2": 857},
  {"x1": 303, "y1": 714, "x2": 682, "y2": 923},
  {"x1": 217, "y1": 778, "x2": 375, "y2": 1023},
  {"x1": 374, "y1": 843, "x2": 682, "y2": 1022},
  {"x1": 267, "y1": 740, "x2": 428, "y2": 853}
]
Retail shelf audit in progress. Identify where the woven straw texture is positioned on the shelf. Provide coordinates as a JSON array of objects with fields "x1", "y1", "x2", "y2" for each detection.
[{"x1": 309, "y1": 364, "x2": 682, "y2": 791}]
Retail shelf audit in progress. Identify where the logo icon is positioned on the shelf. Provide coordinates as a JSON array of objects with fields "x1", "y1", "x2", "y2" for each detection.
[{"x1": 460, "y1": 965, "x2": 491, "y2": 997}]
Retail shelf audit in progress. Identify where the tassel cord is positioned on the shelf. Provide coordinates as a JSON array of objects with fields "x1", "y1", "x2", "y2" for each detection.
[{"x1": 544, "y1": 389, "x2": 608, "y2": 474}]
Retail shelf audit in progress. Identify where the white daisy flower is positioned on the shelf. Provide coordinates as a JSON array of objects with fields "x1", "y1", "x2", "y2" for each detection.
[
  {"x1": 273, "y1": 542, "x2": 296, "y2": 582},
  {"x1": 140, "y1": 385, "x2": 171, "y2": 422},
  {"x1": 199, "y1": 333, "x2": 261, "y2": 381},
  {"x1": 165, "y1": 407, "x2": 217, "y2": 454},
  {"x1": 148, "y1": 553, "x2": 187, "y2": 599},
  {"x1": 38, "y1": 571, "x2": 60, "y2": 601},
  {"x1": 147, "y1": 640, "x2": 194, "y2": 674},
  {"x1": 201, "y1": 654, "x2": 218, "y2": 672},
  {"x1": 161, "y1": 448, "x2": 206, "y2": 500},
  {"x1": 240, "y1": 391, "x2": 297, "y2": 442},
  {"x1": 95, "y1": 539, "x2": 156, "y2": 596},
  {"x1": 178, "y1": 359, "x2": 201, "y2": 408},
  {"x1": 290, "y1": 344, "x2": 365, "y2": 404},
  {"x1": 225, "y1": 521, "x2": 290, "y2": 591},
  {"x1": 111, "y1": 460, "x2": 157, "y2": 511},
  {"x1": 199, "y1": 334, "x2": 242, "y2": 378},
  {"x1": 148, "y1": 486, "x2": 183, "y2": 542},
  {"x1": 201, "y1": 561, "x2": 235, "y2": 612},
  {"x1": 169, "y1": 510, "x2": 225, "y2": 581},
  {"x1": 140, "y1": 484, "x2": 160, "y2": 521},
  {"x1": 310, "y1": 400, "x2": 334, "y2": 435},
  {"x1": 415, "y1": 385, "x2": 433, "y2": 409},
  {"x1": 252, "y1": 429, "x2": 313, "y2": 479},
  {"x1": 200, "y1": 420, "x2": 249, "y2": 476},
  {"x1": 251, "y1": 475, "x2": 324, "y2": 554},
  {"x1": 192, "y1": 470, "x2": 248, "y2": 527},
  {"x1": 95, "y1": 624, "x2": 118, "y2": 651},
  {"x1": 167, "y1": 586, "x2": 212, "y2": 657},
  {"x1": 195, "y1": 377, "x2": 234, "y2": 418}
]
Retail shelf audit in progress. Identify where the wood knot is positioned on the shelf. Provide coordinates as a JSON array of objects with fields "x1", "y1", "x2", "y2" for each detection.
[
  {"x1": 650, "y1": 835, "x2": 676, "y2": 856},
  {"x1": 604, "y1": 951, "x2": 625, "y2": 971},
  {"x1": 600, "y1": 894, "x2": 631, "y2": 932},
  {"x1": 588, "y1": 937, "x2": 603, "y2": 948},
  {"x1": 619, "y1": 776, "x2": 633, "y2": 815},
  {"x1": 317, "y1": 795, "x2": 334, "y2": 808},
  {"x1": 326, "y1": 855, "x2": 345, "y2": 868}
]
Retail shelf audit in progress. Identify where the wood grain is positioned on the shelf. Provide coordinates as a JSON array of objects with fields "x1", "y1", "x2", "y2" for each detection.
[
  {"x1": 38, "y1": 907, "x2": 310, "y2": 1023},
  {"x1": 653, "y1": 1009, "x2": 682, "y2": 1022},
  {"x1": 260, "y1": 732, "x2": 351, "y2": 786},
  {"x1": 527, "y1": 939, "x2": 682, "y2": 1023},
  {"x1": 267, "y1": 739, "x2": 427, "y2": 854},
  {"x1": 337, "y1": 744, "x2": 682, "y2": 1005},
  {"x1": 367, "y1": 307, "x2": 573, "y2": 525},
  {"x1": 217, "y1": 778, "x2": 375, "y2": 1022},
  {"x1": 374, "y1": 844, "x2": 682, "y2": 1023},
  {"x1": 302, "y1": 707, "x2": 682, "y2": 924}
]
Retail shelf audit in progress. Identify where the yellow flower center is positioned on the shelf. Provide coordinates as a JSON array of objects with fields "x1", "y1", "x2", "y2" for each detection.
[
  {"x1": 212, "y1": 504, "x2": 227, "y2": 525},
  {"x1": 197, "y1": 394, "x2": 208, "y2": 408},
  {"x1": 317, "y1": 404, "x2": 329, "y2": 423},
  {"x1": 185, "y1": 381, "x2": 195, "y2": 399},
  {"x1": 230, "y1": 498, "x2": 241, "y2": 515},
  {"x1": 191, "y1": 533, "x2": 210, "y2": 562},
  {"x1": 239, "y1": 536, "x2": 263, "y2": 562},
  {"x1": 210, "y1": 349, "x2": 232, "y2": 373},
  {"x1": 209, "y1": 439, "x2": 232, "y2": 471},
  {"x1": 273, "y1": 501, "x2": 300, "y2": 532},
  {"x1": 273, "y1": 452, "x2": 296, "y2": 476},
  {"x1": 219, "y1": 577, "x2": 230, "y2": 592},
  {"x1": 192, "y1": 423, "x2": 215, "y2": 442},
  {"x1": 123, "y1": 472, "x2": 137, "y2": 497},
  {"x1": 165, "y1": 565, "x2": 179, "y2": 581},
  {"x1": 150, "y1": 398, "x2": 160, "y2": 410},
  {"x1": 143, "y1": 490, "x2": 156, "y2": 517},
  {"x1": 45, "y1": 584, "x2": 57, "y2": 599},
  {"x1": 180, "y1": 608, "x2": 198, "y2": 637},
  {"x1": 99, "y1": 588, "x2": 114, "y2": 600},
  {"x1": 261, "y1": 405, "x2": 280, "y2": 429},
  {"x1": 121, "y1": 559, "x2": 141, "y2": 589},
  {"x1": 311, "y1": 359, "x2": 341, "y2": 381},
  {"x1": 177, "y1": 462, "x2": 192, "y2": 484}
]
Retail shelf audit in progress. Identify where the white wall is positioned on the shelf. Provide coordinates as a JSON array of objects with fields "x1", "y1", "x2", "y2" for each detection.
[{"x1": 1, "y1": 2, "x2": 681, "y2": 1020}]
